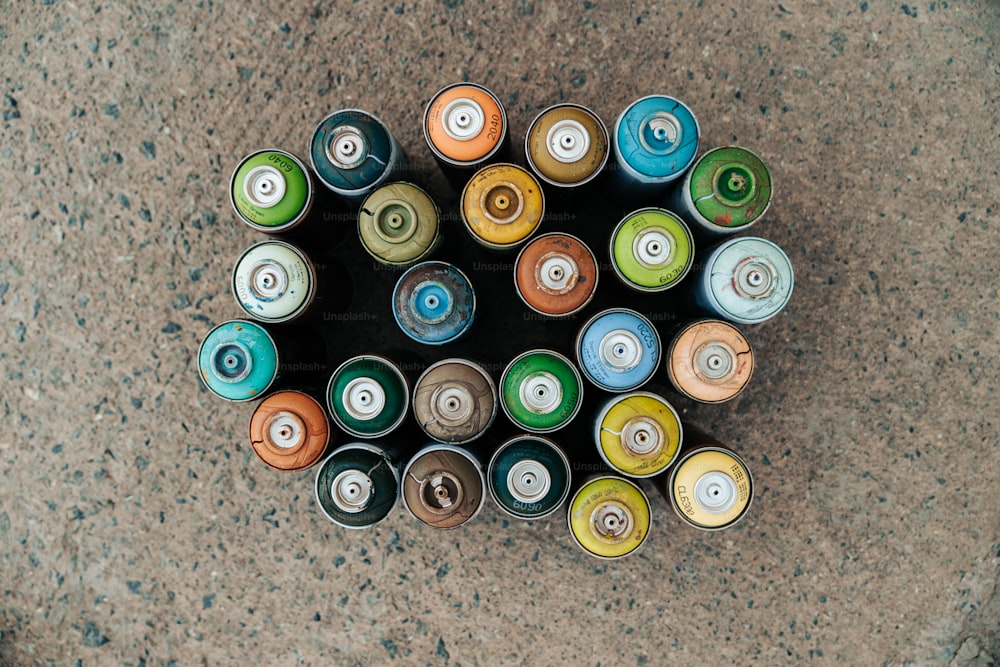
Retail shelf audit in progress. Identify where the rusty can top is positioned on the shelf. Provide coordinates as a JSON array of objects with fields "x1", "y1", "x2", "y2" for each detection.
[
  {"x1": 248, "y1": 390, "x2": 330, "y2": 471},
  {"x1": 514, "y1": 233, "x2": 598, "y2": 317},
  {"x1": 412, "y1": 359, "x2": 497, "y2": 445}
]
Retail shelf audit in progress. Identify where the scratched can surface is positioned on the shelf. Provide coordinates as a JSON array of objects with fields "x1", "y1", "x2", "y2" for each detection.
[
  {"x1": 401, "y1": 443, "x2": 485, "y2": 529},
  {"x1": 667, "y1": 319, "x2": 754, "y2": 403},
  {"x1": 525, "y1": 104, "x2": 609, "y2": 188},
  {"x1": 593, "y1": 391, "x2": 682, "y2": 478},
  {"x1": 358, "y1": 182, "x2": 440, "y2": 267},
  {"x1": 575, "y1": 308, "x2": 661, "y2": 392},
  {"x1": 392, "y1": 261, "x2": 475, "y2": 345},
  {"x1": 667, "y1": 423, "x2": 753, "y2": 531},
  {"x1": 232, "y1": 240, "x2": 316, "y2": 324},
  {"x1": 666, "y1": 146, "x2": 772, "y2": 237},
  {"x1": 248, "y1": 390, "x2": 330, "y2": 471},
  {"x1": 609, "y1": 207, "x2": 694, "y2": 292},
  {"x1": 611, "y1": 95, "x2": 700, "y2": 194},
  {"x1": 412, "y1": 359, "x2": 497, "y2": 445},
  {"x1": 310, "y1": 109, "x2": 405, "y2": 202},
  {"x1": 500, "y1": 349, "x2": 583, "y2": 433},
  {"x1": 327, "y1": 355, "x2": 409, "y2": 439},
  {"x1": 693, "y1": 236, "x2": 794, "y2": 325},
  {"x1": 514, "y1": 232, "x2": 598, "y2": 317},
  {"x1": 230, "y1": 149, "x2": 314, "y2": 234},
  {"x1": 198, "y1": 320, "x2": 279, "y2": 402},
  {"x1": 424, "y1": 82, "x2": 507, "y2": 170},
  {"x1": 568, "y1": 475, "x2": 651, "y2": 560},
  {"x1": 488, "y1": 435, "x2": 572, "y2": 520},
  {"x1": 315, "y1": 443, "x2": 399, "y2": 529},
  {"x1": 460, "y1": 163, "x2": 545, "y2": 250}
]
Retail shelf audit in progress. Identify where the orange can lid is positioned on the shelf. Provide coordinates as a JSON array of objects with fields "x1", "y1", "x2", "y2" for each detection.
[
  {"x1": 249, "y1": 390, "x2": 330, "y2": 471},
  {"x1": 515, "y1": 233, "x2": 598, "y2": 316},
  {"x1": 424, "y1": 83, "x2": 506, "y2": 166}
]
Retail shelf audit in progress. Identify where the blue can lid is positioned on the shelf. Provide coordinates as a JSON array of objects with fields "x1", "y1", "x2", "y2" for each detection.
[
  {"x1": 198, "y1": 320, "x2": 279, "y2": 401},
  {"x1": 393, "y1": 261, "x2": 476, "y2": 345},
  {"x1": 576, "y1": 308, "x2": 660, "y2": 392},
  {"x1": 614, "y1": 96, "x2": 699, "y2": 181},
  {"x1": 310, "y1": 109, "x2": 395, "y2": 194}
]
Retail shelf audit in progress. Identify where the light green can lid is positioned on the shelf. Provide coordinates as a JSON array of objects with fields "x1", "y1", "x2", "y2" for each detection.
[
  {"x1": 610, "y1": 207, "x2": 694, "y2": 292},
  {"x1": 230, "y1": 149, "x2": 312, "y2": 231}
]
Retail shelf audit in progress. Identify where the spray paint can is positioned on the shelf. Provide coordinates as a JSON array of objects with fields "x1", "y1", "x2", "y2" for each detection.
[
  {"x1": 412, "y1": 359, "x2": 497, "y2": 444},
  {"x1": 358, "y1": 182, "x2": 440, "y2": 267},
  {"x1": 460, "y1": 163, "x2": 544, "y2": 250},
  {"x1": 392, "y1": 261, "x2": 475, "y2": 345},
  {"x1": 488, "y1": 435, "x2": 571, "y2": 520},
  {"x1": 514, "y1": 232, "x2": 598, "y2": 317},
  {"x1": 611, "y1": 95, "x2": 700, "y2": 197},
  {"x1": 525, "y1": 104, "x2": 608, "y2": 189},
  {"x1": 693, "y1": 237, "x2": 794, "y2": 325},
  {"x1": 198, "y1": 320, "x2": 279, "y2": 402},
  {"x1": 327, "y1": 355, "x2": 409, "y2": 439},
  {"x1": 567, "y1": 475, "x2": 651, "y2": 559},
  {"x1": 666, "y1": 146, "x2": 772, "y2": 238},
  {"x1": 575, "y1": 308, "x2": 661, "y2": 392},
  {"x1": 593, "y1": 392, "x2": 682, "y2": 478},
  {"x1": 667, "y1": 423, "x2": 753, "y2": 531},
  {"x1": 609, "y1": 207, "x2": 694, "y2": 293},
  {"x1": 230, "y1": 149, "x2": 314, "y2": 235},
  {"x1": 401, "y1": 443, "x2": 485, "y2": 529},
  {"x1": 666, "y1": 319, "x2": 753, "y2": 403},
  {"x1": 310, "y1": 109, "x2": 405, "y2": 204},
  {"x1": 248, "y1": 390, "x2": 330, "y2": 471},
  {"x1": 231, "y1": 239, "x2": 317, "y2": 324},
  {"x1": 314, "y1": 442, "x2": 400, "y2": 529},
  {"x1": 500, "y1": 349, "x2": 583, "y2": 433},
  {"x1": 423, "y1": 82, "x2": 508, "y2": 180}
]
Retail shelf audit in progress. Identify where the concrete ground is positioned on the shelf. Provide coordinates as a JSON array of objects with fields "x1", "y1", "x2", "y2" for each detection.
[{"x1": 1, "y1": 1, "x2": 997, "y2": 665}]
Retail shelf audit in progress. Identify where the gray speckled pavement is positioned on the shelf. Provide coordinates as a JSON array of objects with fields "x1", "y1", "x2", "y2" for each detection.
[{"x1": 1, "y1": 1, "x2": 997, "y2": 666}]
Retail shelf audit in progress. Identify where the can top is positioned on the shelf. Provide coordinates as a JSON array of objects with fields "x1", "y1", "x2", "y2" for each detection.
[
  {"x1": 702, "y1": 237, "x2": 794, "y2": 324},
  {"x1": 461, "y1": 163, "x2": 544, "y2": 249},
  {"x1": 198, "y1": 320, "x2": 279, "y2": 402},
  {"x1": 488, "y1": 435, "x2": 571, "y2": 520},
  {"x1": 667, "y1": 320, "x2": 753, "y2": 403},
  {"x1": 230, "y1": 149, "x2": 313, "y2": 232},
  {"x1": 310, "y1": 109, "x2": 397, "y2": 195},
  {"x1": 359, "y1": 182, "x2": 440, "y2": 266},
  {"x1": 249, "y1": 390, "x2": 330, "y2": 471},
  {"x1": 669, "y1": 447, "x2": 753, "y2": 530},
  {"x1": 500, "y1": 349, "x2": 583, "y2": 433},
  {"x1": 595, "y1": 392, "x2": 682, "y2": 478},
  {"x1": 567, "y1": 475, "x2": 651, "y2": 559},
  {"x1": 413, "y1": 359, "x2": 497, "y2": 444},
  {"x1": 424, "y1": 83, "x2": 507, "y2": 166},
  {"x1": 515, "y1": 233, "x2": 598, "y2": 317},
  {"x1": 327, "y1": 355, "x2": 410, "y2": 438},
  {"x1": 314, "y1": 444, "x2": 400, "y2": 529},
  {"x1": 610, "y1": 208, "x2": 694, "y2": 292},
  {"x1": 232, "y1": 240, "x2": 316, "y2": 323},
  {"x1": 525, "y1": 104, "x2": 609, "y2": 187},
  {"x1": 393, "y1": 261, "x2": 476, "y2": 345},
  {"x1": 614, "y1": 95, "x2": 700, "y2": 180},
  {"x1": 576, "y1": 308, "x2": 661, "y2": 392},
  {"x1": 687, "y1": 146, "x2": 772, "y2": 229},
  {"x1": 401, "y1": 444, "x2": 485, "y2": 529}
]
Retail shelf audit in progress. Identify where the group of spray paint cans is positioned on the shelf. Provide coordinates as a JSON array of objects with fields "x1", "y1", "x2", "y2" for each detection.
[{"x1": 199, "y1": 83, "x2": 793, "y2": 559}]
